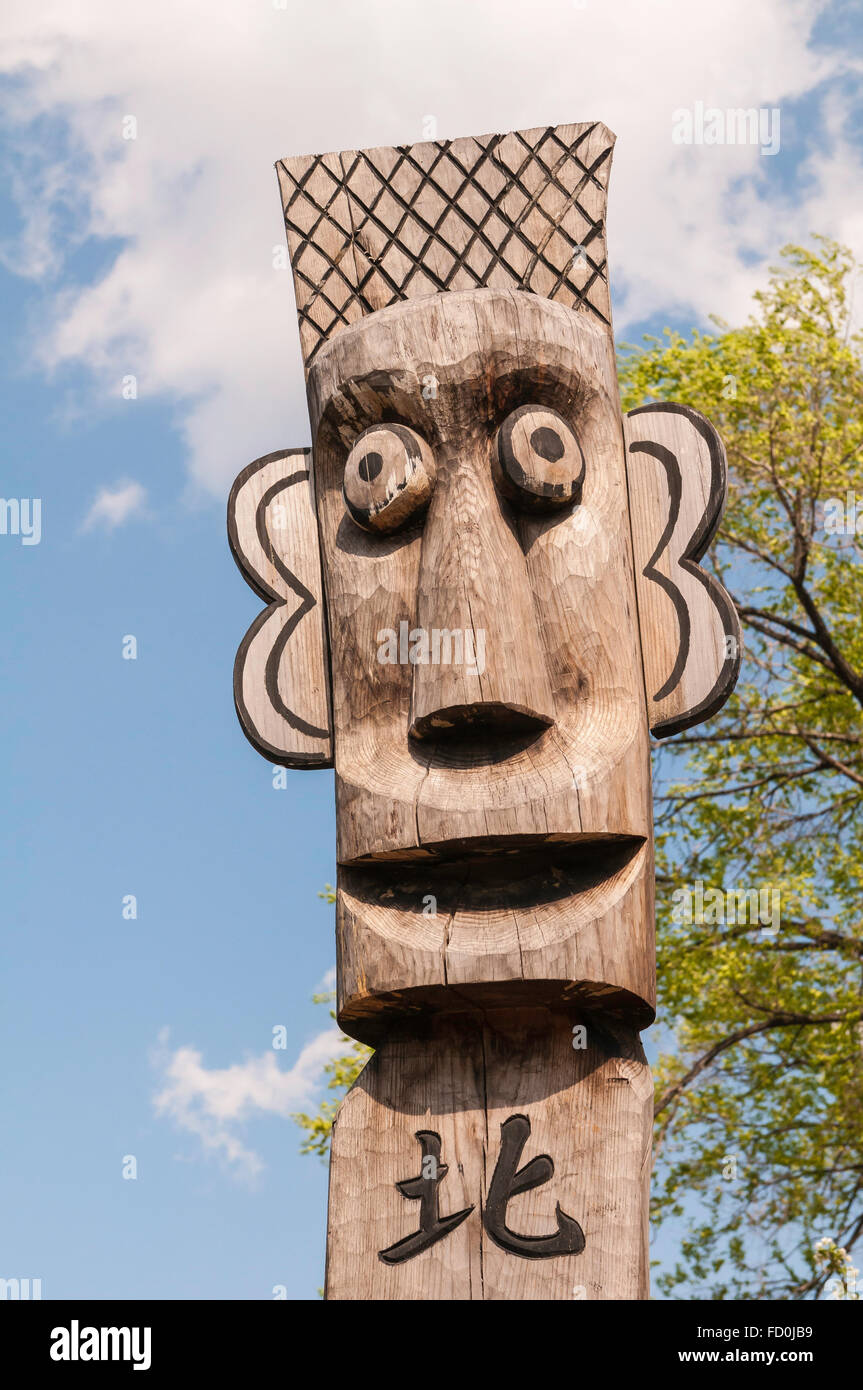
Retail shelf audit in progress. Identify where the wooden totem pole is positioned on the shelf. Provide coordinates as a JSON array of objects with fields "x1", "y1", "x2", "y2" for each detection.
[{"x1": 228, "y1": 123, "x2": 740, "y2": 1300}]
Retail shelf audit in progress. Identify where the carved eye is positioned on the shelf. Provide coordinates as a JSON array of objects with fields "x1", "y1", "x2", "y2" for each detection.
[
  {"x1": 343, "y1": 424, "x2": 436, "y2": 534},
  {"x1": 494, "y1": 405, "x2": 585, "y2": 512}
]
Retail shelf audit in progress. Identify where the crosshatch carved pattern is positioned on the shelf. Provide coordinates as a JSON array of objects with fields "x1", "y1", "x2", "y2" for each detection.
[{"x1": 276, "y1": 123, "x2": 615, "y2": 370}]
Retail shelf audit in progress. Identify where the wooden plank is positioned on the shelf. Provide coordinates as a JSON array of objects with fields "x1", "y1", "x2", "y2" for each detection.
[
  {"x1": 228, "y1": 449, "x2": 332, "y2": 767},
  {"x1": 326, "y1": 1011, "x2": 652, "y2": 1301}
]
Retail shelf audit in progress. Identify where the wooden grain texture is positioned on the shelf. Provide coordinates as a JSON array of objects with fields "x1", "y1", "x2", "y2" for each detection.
[
  {"x1": 228, "y1": 449, "x2": 333, "y2": 767},
  {"x1": 277, "y1": 123, "x2": 615, "y2": 372},
  {"x1": 343, "y1": 423, "x2": 436, "y2": 534},
  {"x1": 275, "y1": 151, "x2": 364, "y2": 375},
  {"x1": 305, "y1": 288, "x2": 655, "y2": 1033},
  {"x1": 493, "y1": 403, "x2": 585, "y2": 511},
  {"x1": 308, "y1": 288, "x2": 650, "y2": 865},
  {"x1": 326, "y1": 1010, "x2": 652, "y2": 1300},
  {"x1": 624, "y1": 404, "x2": 741, "y2": 737},
  {"x1": 336, "y1": 842, "x2": 654, "y2": 1045}
]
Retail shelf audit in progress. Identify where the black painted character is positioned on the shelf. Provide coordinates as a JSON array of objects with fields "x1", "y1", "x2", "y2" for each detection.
[
  {"x1": 484, "y1": 1114, "x2": 585, "y2": 1258},
  {"x1": 379, "y1": 1114, "x2": 584, "y2": 1264},
  {"x1": 378, "y1": 1131, "x2": 474, "y2": 1265}
]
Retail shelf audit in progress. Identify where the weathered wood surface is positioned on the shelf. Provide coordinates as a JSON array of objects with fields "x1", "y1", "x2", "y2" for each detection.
[
  {"x1": 337, "y1": 846, "x2": 654, "y2": 1046},
  {"x1": 308, "y1": 289, "x2": 651, "y2": 870},
  {"x1": 306, "y1": 290, "x2": 655, "y2": 1041},
  {"x1": 276, "y1": 122, "x2": 615, "y2": 373},
  {"x1": 343, "y1": 423, "x2": 436, "y2": 534},
  {"x1": 228, "y1": 121, "x2": 743, "y2": 1302},
  {"x1": 326, "y1": 1011, "x2": 652, "y2": 1300},
  {"x1": 493, "y1": 403, "x2": 586, "y2": 511}
]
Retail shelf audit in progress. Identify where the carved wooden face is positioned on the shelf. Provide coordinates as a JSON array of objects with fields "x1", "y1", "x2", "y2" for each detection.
[
  {"x1": 230, "y1": 287, "x2": 739, "y2": 1034},
  {"x1": 310, "y1": 290, "x2": 653, "y2": 1032},
  {"x1": 308, "y1": 288, "x2": 650, "y2": 867}
]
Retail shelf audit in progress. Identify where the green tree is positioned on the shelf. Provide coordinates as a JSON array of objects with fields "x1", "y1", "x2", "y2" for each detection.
[
  {"x1": 292, "y1": 887, "x2": 372, "y2": 1159},
  {"x1": 296, "y1": 240, "x2": 863, "y2": 1299},
  {"x1": 622, "y1": 237, "x2": 863, "y2": 1299}
]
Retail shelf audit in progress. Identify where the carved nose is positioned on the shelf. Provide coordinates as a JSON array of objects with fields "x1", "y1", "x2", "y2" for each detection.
[{"x1": 409, "y1": 455, "x2": 556, "y2": 742}]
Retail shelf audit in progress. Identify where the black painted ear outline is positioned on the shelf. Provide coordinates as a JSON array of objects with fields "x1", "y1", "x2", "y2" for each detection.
[
  {"x1": 228, "y1": 449, "x2": 333, "y2": 769},
  {"x1": 625, "y1": 403, "x2": 741, "y2": 738}
]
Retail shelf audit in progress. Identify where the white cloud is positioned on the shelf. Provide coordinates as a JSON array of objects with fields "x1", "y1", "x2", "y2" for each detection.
[
  {"x1": 315, "y1": 965, "x2": 336, "y2": 994},
  {"x1": 1, "y1": 0, "x2": 861, "y2": 499},
  {"x1": 152, "y1": 1025, "x2": 345, "y2": 1180},
  {"x1": 81, "y1": 479, "x2": 147, "y2": 531}
]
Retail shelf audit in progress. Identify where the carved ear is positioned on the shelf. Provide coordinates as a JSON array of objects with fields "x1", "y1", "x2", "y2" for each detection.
[
  {"x1": 228, "y1": 449, "x2": 333, "y2": 767},
  {"x1": 623, "y1": 403, "x2": 741, "y2": 738}
]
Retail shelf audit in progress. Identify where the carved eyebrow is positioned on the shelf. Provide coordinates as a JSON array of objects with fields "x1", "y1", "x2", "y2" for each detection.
[{"x1": 328, "y1": 397, "x2": 427, "y2": 450}]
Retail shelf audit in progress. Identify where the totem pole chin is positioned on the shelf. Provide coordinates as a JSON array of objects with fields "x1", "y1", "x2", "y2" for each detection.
[{"x1": 228, "y1": 123, "x2": 740, "y2": 1300}]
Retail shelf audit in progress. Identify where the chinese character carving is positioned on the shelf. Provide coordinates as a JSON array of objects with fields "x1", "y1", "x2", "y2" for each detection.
[
  {"x1": 484, "y1": 1115, "x2": 585, "y2": 1258},
  {"x1": 380, "y1": 1115, "x2": 584, "y2": 1264},
  {"x1": 378, "y1": 1131, "x2": 473, "y2": 1265}
]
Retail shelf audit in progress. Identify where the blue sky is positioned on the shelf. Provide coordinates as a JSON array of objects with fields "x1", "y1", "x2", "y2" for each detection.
[{"x1": 1, "y1": 0, "x2": 862, "y2": 1300}]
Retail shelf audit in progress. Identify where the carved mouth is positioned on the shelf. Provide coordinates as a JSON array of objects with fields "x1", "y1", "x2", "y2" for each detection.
[
  {"x1": 340, "y1": 833, "x2": 645, "y2": 909},
  {"x1": 336, "y1": 833, "x2": 652, "y2": 1043}
]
